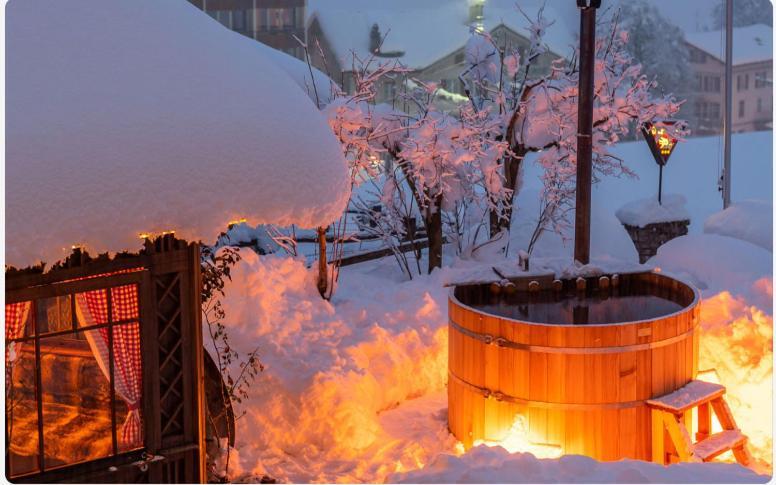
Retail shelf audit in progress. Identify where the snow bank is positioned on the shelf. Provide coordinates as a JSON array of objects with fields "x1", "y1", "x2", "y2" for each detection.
[
  {"x1": 652, "y1": 232, "x2": 773, "y2": 473},
  {"x1": 649, "y1": 234, "x2": 772, "y2": 299},
  {"x1": 704, "y1": 200, "x2": 773, "y2": 252},
  {"x1": 509, "y1": 186, "x2": 640, "y2": 264},
  {"x1": 214, "y1": 252, "x2": 455, "y2": 482},
  {"x1": 6, "y1": 0, "x2": 349, "y2": 267},
  {"x1": 389, "y1": 446, "x2": 769, "y2": 483},
  {"x1": 698, "y1": 291, "x2": 773, "y2": 472},
  {"x1": 615, "y1": 193, "x2": 690, "y2": 227}
]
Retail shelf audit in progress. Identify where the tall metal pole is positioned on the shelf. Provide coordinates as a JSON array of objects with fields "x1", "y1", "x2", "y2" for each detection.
[
  {"x1": 722, "y1": 0, "x2": 733, "y2": 208},
  {"x1": 574, "y1": 0, "x2": 600, "y2": 265}
]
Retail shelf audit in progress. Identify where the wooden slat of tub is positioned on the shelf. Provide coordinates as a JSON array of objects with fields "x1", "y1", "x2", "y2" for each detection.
[
  {"x1": 618, "y1": 323, "x2": 639, "y2": 458},
  {"x1": 483, "y1": 314, "x2": 501, "y2": 440},
  {"x1": 600, "y1": 327, "x2": 620, "y2": 460},
  {"x1": 587, "y1": 326, "x2": 604, "y2": 458},
  {"x1": 545, "y1": 326, "x2": 566, "y2": 448},
  {"x1": 498, "y1": 318, "x2": 517, "y2": 436},
  {"x1": 651, "y1": 318, "x2": 667, "y2": 398},
  {"x1": 470, "y1": 310, "x2": 486, "y2": 444},
  {"x1": 666, "y1": 313, "x2": 682, "y2": 392},
  {"x1": 528, "y1": 324, "x2": 548, "y2": 445},
  {"x1": 564, "y1": 328, "x2": 586, "y2": 455}
]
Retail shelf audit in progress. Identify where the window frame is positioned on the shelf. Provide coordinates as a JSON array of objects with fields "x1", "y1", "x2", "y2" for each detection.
[{"x1": 6, "y1": 269, "x2": 148, "y2": 479}]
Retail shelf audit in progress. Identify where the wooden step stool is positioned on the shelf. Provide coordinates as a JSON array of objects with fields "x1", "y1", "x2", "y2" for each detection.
[{"x1": 647, "y1": 380, "x2": 752, "y2": 466}]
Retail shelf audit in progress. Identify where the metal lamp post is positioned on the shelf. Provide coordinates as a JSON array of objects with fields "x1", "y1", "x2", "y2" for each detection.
[{"x1": 573, "y1": 0, "x2": 601, "y2": 265}]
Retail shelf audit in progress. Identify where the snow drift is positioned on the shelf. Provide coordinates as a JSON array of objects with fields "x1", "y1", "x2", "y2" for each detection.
[
  {"x1": 704, "y1": 200, "x2": 773, "y2": 252},
  {"x1": 615, "y1": 193, "x2": 690, "y2": 227},
  {"x1": 5, "y1": 0, "x2": 350, "y2": 267},
  {"x1": 389, "y1": 446, "x2": 768, "y2": 483}
]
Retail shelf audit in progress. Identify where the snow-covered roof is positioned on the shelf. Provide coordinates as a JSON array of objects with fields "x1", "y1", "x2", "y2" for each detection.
[
  {"x1": 5, "y1": 0, "x2": 350, "y2": 268},
  {"x1": 307, "y1": 0, "x2": 576, "y2": 70},
  {"x1": 253, "y1": 40, "x2": 337, "y2": 106},
  {"x1": 684, "y1": 24, "x2": 773, "y2": 66}
]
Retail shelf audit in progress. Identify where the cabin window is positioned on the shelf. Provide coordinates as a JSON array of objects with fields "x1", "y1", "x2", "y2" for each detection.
[{"x1": 6, "y1": 284, "x2": 144, "y2": 478}]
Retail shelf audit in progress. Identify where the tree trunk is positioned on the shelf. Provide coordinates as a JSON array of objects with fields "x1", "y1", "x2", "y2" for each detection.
[
  {"x1": 426, "y1": 194, "x2": 443, "y2": 273},
  {"x1": 489, "y1": 148, "x2": 526, "y2": 238},
  {"x1": 316, "y1": 226, "x2": 329, "y2": 299}
]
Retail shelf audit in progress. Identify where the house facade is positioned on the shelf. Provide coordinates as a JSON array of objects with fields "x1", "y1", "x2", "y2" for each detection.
[
  {"x1": 305, "y1": 1, "x2": 572, "y2": 111},
  {"x1": 187, "y1": 0, "x2": 306, "y2": 59},
  {"x1": 683, "y1": 25, "x2": 772, "y2": 136}
]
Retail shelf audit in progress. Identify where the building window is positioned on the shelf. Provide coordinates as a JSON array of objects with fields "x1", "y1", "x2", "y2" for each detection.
[
  {"x1": 469, "y1": 2, "x2": 484, "y2": 22},
  {"x1": 695, "y1": 74, "x2": 702, "y2": 90},
  {"x1": 757, "y1": 98, "x2": 763, "y2": 113},
  {"x1": 710, "y1": 102, "x2": 720, "y2": 119},
  {"x1": 755, "y1": 71, "x2": 769, "y2": 88},
  {"x1": 232, "y1": 9, "x2": 246, "y2": 32},
  {"x1": 739, "y1": 100, "x2": 745, "y2": 118},
  {"x1": 6, "y1": 287, "x2": 144, "y2": 478},
  {"x1": 703, "y1": 76, "x2": 721, "y2": 93},
  {"x1": 267, "y1": 8, "x2": 294, "y2": 30},
  {"x1": 382, "y1": 80, "x2": 397, "y2": 100},
  {"x1": 689, "y1": 49, "x2": 706, "y2": 63},
  {"x1": 737, "y1": 73, "x2": 750, "y2": 91},
  {"x1": 207, "y1": 9, "x2": 231, "y2": 28}
]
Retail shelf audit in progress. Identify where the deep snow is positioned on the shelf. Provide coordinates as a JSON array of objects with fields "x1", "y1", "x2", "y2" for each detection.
[
  {"x1": 210, "y1": 130, "x2": 772, "y2": 483},
  {"x1": 704, "y1": 200, "x2": 773, "y2": 251},
  {"x1": 5, "y1": 0, "x2": 350, "y2": 268},
  {"x1": 615, "y1": 193, "x2": 691, "y2": 228}
]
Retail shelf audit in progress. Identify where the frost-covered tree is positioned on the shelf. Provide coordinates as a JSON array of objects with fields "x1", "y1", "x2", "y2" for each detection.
[
  {"x1": 712, "y1": 0, "x2": 773, "y2": 29},
  {"x1": 618, "y1": 1, "x2": 691, "y2": 103},
  {"x1": 458, "y1": 6, "x2": 686, "y2": 248},
  {"x1": 377, "y1": 83, "x2": 508, "y2": 273}
]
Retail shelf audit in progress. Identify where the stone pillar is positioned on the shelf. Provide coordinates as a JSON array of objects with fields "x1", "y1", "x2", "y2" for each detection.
[{"x1": 622, "y1": 220, "x2": 690, "y2": 264}]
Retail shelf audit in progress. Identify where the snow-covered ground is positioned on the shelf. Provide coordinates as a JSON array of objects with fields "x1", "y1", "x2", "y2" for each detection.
[{"x1": 210, "y1": 130, "x2": 772, "y2": 484}]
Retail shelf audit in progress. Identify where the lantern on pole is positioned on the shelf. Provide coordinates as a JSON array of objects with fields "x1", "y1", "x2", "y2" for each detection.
[{"x1": 641, "y1": 120, "x2": 683, "y2": 205}]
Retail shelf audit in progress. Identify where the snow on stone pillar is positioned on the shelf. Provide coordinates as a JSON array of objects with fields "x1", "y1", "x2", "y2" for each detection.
[{"x1": 616, "y1": 194, "x2": 691, "y2": 264}]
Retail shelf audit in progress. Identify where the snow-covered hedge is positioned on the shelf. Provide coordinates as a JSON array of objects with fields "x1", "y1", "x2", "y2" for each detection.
[{"x1": 6, "y1": 0, "x2": 349, "y2": 267}]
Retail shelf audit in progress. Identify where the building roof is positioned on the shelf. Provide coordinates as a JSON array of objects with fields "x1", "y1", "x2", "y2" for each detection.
[
  {"x1": 306, "y1": 0, "x2": 577, "y2": 70},
  {"x1": 684, "y1": 24, "x2": 773, "y2": 66},
  {"x1": 6, "y1": 0, "x2": 350, "y2": 267}
]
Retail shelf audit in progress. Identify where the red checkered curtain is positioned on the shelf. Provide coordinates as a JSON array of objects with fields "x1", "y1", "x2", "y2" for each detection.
[
  {"x1": 5, "y1": 302, "x2": 30, "y2": 386},
  {"x1": 75, "y1": 286, "x2": 143, "y2": 449}
]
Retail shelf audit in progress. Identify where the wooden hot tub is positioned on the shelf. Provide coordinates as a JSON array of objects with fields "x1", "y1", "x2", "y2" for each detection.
[{"x1": 448, "y1": 271, "x2": 700, "y2": 461}]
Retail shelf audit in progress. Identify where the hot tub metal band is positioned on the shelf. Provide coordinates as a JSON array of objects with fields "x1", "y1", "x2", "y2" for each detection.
[
  {"x1": 448, "y1": 318, "x2": 696, "y2": 355},
  {"x1": 447, "y1": 369, "x2": 646, "y2": 410}
]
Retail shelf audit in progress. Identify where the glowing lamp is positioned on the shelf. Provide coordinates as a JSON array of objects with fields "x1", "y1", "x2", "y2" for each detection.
[{"x1": 641, "y1": 120, "x2": 683, "y2": 204}]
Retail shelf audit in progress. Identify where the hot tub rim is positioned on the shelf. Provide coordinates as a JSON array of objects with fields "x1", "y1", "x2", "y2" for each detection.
[{"x1": 448, "y1": 270, "x2": 700, "y2": 329}]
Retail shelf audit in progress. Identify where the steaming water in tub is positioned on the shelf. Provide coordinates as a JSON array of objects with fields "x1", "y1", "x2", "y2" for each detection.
[{"x1": 470, "y1": 291, "x2": 684, "y2": 325}]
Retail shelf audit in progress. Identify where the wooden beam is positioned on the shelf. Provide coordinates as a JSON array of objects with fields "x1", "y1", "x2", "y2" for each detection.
[
  {"x1": 697, "y1": 402, "x2": 711, "y2": 442},
  {"x1": 662, "y1": 413, "x2": 696, "y2": 462},
  {"x1": 651, "y1": 409, "x2": 666, "y2": 464}
]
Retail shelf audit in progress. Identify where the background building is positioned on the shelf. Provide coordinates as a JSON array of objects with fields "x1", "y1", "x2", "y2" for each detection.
[
  {"x1": 305, "y1": 0, "x2": 574, "y2": 111},
  {"x1": 187, "y1": 0, "x2": 306, "y2": 59},
  {"x1": 683, "y1": 24, "x2": 772, "y2": 135}
]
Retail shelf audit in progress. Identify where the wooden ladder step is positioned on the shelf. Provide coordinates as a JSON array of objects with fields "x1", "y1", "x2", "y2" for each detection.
[
  {"x1": 694, "y1": 430, "x2": 747, "y2": 462},
  {"x1": 647, "y1": 380, "x2": 726, "y2": 414}
]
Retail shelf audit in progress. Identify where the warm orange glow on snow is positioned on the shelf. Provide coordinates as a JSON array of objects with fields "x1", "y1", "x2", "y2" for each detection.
[
  {"x1": 472, "y1": 415, "x2": 562, "y2": 459},
  {"x1": 698, "y1": 289, "x2": 773, "y2": 474}
]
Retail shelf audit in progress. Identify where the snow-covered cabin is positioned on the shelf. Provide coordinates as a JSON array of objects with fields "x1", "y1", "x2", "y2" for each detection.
[
  {"x1": 305, "y1": 0, "x2": 576, "y2": 111},
  {"x1": 5, "y1": 1, "x2": 349, "y2": 482},
  {"x1": 683, "y1": 24, "x2": 773, "y2": 135}
]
